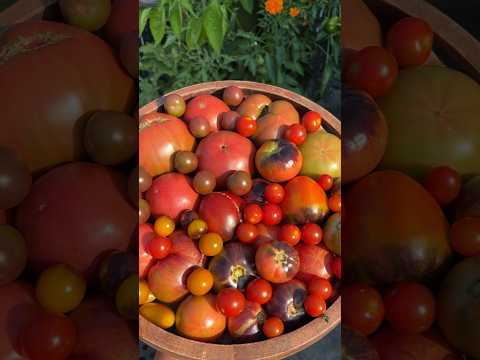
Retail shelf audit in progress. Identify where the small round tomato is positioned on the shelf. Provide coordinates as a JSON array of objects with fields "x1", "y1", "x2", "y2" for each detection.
[
  {"x1": 236, "y1": 223, "x2": 258, "y2": 244},
  {"x1": 246, "y1": 278, "x2": 273, "y2": 305},
  {"x1": 164, "y1": 94, "x2": 186, "y2": 117},
  {"x1": 227, "y1": 170, "x2": 252, "y2": 196},
  {"x1": 344, "y1": 46, "x2": 398, "y2": 98},
  {"x1": 278, "y1": 224, "x2": 301, "y2": 246},
  {"x1": 262, "y1": 203, "x2": 283, "y2": 226},
  {"x1": 264, "y1": 183, "x2": 285, "y2": 204},
  {"x1": 386, "y1": 17, "x2": 433, "y2": 67},
  {"x1": 284, "y1": 124, "x2": 307, "y2": 145},
  {"x1": 302, "y1": 111, "x2": 322, "y2": 133},
  {"x1": 243, "y1": 203, "x2": 263, "y2": 224},
  {"x1": 308, "y1": 277, "x2": 333, "y2": 300},
  {"x1": 301, "y1": 223, "x2": 323, "y2": 245},
  {"x1": 154, "y1": 216, "x2": 175, "y2": 237},
  {"x1": 450, "y1": 217, "x2": 480, "y2": 257},
  {"x1": 187, "y1": 219, "x2": 208, "y2": 239},
  {"x1": 255, "y1": 241, "x2": 300, "y2": 283},
  {"x1": 236, "y1": 116, "x2": 257, "y2": 137},
  {"x1": 216, "y1": 288, "x2": 246, "y2": 317},
  {"x1": 332, "y1": 257, "x2": 341, "y2": 279},
  {"x1": 148, "y1": 236, "x2": 172, "y2": 259},
  {"x1": 263, "y1": 317, "x2": 284, "y2": 338},
  {"x1": 139, "y1": 280, "x2": 156, "y2": 305},
  {"x1": 223, "y1": 86, "x2": 244, "y2": 107},
  {"x1": 328, "y1": 193, "x2": 341, "y2": 213},
  {"x1": 199, "y1": 232, "x2": 224, "y2": 256},
  {"x1": 342, "y1": 283, "x2": 385, "y2": 336},
  {"x1": 384, "y1": 281, "x2": 435, "y2": 334},
  {"x1": 304, "y1": 294, "x2": 327, "y2": 317},
  {"x1": 140, "y1": 303, "x2": 175, "y2": 329},
  {"x1": 187, "y1": 268, "x2": 214, "y2": 296},
  {"x1": 318, "y1": 174, "x2": 333, "y2": 191},
  {"x1": 423, "y1": 166, "x2": 461, "y2": 207}
]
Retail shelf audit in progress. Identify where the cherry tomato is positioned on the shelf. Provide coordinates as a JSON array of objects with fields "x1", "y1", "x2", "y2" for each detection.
[
  {"x1": 342, "y1": 283, "x2": 385, "y2": 336},
  {"x1": 36, "y1": 264, "x2": 86, "y2": 314},
  {"x1": 148, "y1": 236, "x2": 172, "y2": 259},
  {"x1": 328, "y1": 193, "x2": 341, "y2": 213},
  {"x1": 423, "y1": 166, "x2": 461, "y2": 207},
  {"x1": 115, "y1": 274, "x2": 138, "y2": 320},
  {"x1": 246, "y1": 278, "x2": 273, "y2": 305},
  {"x1": 284, "y1": 124, "x2": 307, "y2": 145},
  {"x1": 308, "y1": 277, "x2": 333, "y2": 300},
  {"x1": 263, "y1": 317, "x2": 284, "y2": 338},
  {"x1": 187, "y1": 268, "x2": 214, "y2": 296},
  {"x1": 243, "y1": 203, "x2": 263, "y2": 224},
  {"x1": 264, "y1": 183, "x2": 285, "y2": 204},
  {"x1": 154, "y1": 216, "x2": 175, "y2": 237},
  {"x1": 139, "y1": 280, "x2": 156, "y2": 305},
  {"x1": 384, "y1": 281, "x2": 435, "y2": 334},
  {"x1": 216, "y1": 288, "x2": 246, "y2": 317},
  {"x1": 301, "y1": 223, "x2": 323, "y2": 245},
  {"x1": 304, "y1": 294, "x2": 327, "y2": 317},
  {"x1": 227, "y1": 170, "x2": 252, "y2": 196},
  {"x1": 199, "y1": 232, "x2": 224, "y2": 256},
  {"x1": 386, "y1": 17, "x2": 433, "y2": 67},
  {"x1": 236, "y1": 223, "x2": 258, "y2": 244},
  {"x1": 302, "y1": 111, "x2": 322, "y2": 133},
  {"x1": 262, "y1": 203, "x2": 283, "y2": 225},
  {"x1": 344, "y1": 46, "x2": 398, "y2": 98},
  {"x1": 318, "y1": 174, "x2": 333, "y2": 191},
  {"x1": 278, "y1": 224, "x2": 301, "y2": 246},
  {"x1": 20, "y1": 311, "x2": 77, "y2": 360},
  {"x1": 223, "y1": 86, "x2": 244, "y2": 107},
  {"x1": 450, "y1": 217, "x2": 480, "y2": 257},
  {"x1": 140, "y1": 303, "x2": 175, "y2": 329},
  {"x1": 332, "y1": 257, "x2": 341, "y2": 279},
  {"x1": 236, "y1": 116, "x2": 257, "y2": 137},
  {"x1": 187, "y1": 219, "x2": 208, "y2": 239}
]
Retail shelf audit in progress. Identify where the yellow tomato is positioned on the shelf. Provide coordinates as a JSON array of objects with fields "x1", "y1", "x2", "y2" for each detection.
[
  {"x1": 198, "y1": 233, "x2": 223, "y2": 256},
  {"x1": 154, "y1": 216, "x2": 175, "y2": 237},
  {"x1": 116, "y1": 274, "x2": 138, "y2": 320},
  {"x1": 139, "y1": 280, "x2": 156, "y2": 305},
  {"x1": 187, "y1": 268, "x2": 213, "y2": 296},
  {"x1": 187, "y1": 219, "x2": 208, "y2": 239},
  {"x1": 140, "y1": 303, "x2": 175, "y2": 329}
]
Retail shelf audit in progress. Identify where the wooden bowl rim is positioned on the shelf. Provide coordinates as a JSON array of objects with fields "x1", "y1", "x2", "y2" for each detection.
[{"x1": 139, "y1": 80, "x2": 341, "y2": 360}]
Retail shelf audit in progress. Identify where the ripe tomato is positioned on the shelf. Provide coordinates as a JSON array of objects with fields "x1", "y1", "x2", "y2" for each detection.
[
  {"x1": 263, "y1": 317, "x2": 284, "y2": 338},
  {"x1": 199, "y1": 232, "x2": 224, "y2": 256},
  {"x1": 262, "y1": 203, "x2": 283, "y2": 225},
  {"x1": 304, "y1": 294, "x2": 327, "y2": 317},
  {"x1": 148, "y1": 236, "x2": 172, "y2": 259},
  {"x1": 450, "y1": 217, "x2": 480, "y2": 257},
  {"x1": 344, "y1": 46, "x2": 398, "y2": 98},
  {"x1": 187, "y1": 219, "x2": 208, "y2": 239},
  {"x1": 236, "y1": 223, "x2": 258, "y2": 244},
  {"x1": 301, "y1": 223, "x2": 323, "y2": 245},
  {"x1": 384, "y1": 281, "x2": 435, "y2": 334},
  {"x1": 216, "y1": 288, "x2": 246, "y2": 317},
  {"x1": 139, "y1": 280, "x2": 156, "y2": 305},
  {"x1": 328, "y1": 193, "x2": 341, "y2": 213},
  {"x1": 154, "y1": 216, "x2": 175, "y2": 237},
  {"x1": 278, "y1": 224, "x2": 302, "y2": 246},
  {"x1": 186, "y1": 268, "x2": 214, "y2": 296},
  {"x1": 243, "y1": 203, "x2": 263, "y2": 224},
  {"x1": 255, "y1": 241, "x2": 300, "y2": 283},
  {"x1": 302, "y1": 111, "x2": 322, "y2": 133},
  {"x1": 318, "y1": 174, "x2": 334, "y2": 191},
  {"x1": 332, "y1": 257, "x2": 341, "y2": 279},
  {"x1": 423, "y1": 166, "x2": 461, "y2": 207},
  {"x1": 246, "y1": 278, "x2": 273, "y2": 305},
  {"x1": 342, "y1": 283, "x2": 385, "y2": 336},
  {"x1": 140, "y1": 303, "x2": 175, "y2": 329},
  {"x1": 386, "y1": 17, "x2": 433, "y2": 67},
  {"x1": 308, "y1": 277, "x2": 333, "y2": 300},
  {"x1": 284, "y1": 124, "x2": 307, "y2": 145},
  {"x1": 264, "y1": 183, "x2": 285, "y2": 204},
  {"x1": 236, "y1": 116, "x2": 257, "y2": 137}
]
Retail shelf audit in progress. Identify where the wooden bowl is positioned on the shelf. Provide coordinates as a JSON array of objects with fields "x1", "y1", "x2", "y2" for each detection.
[{"x1": 139, "y1": 81, "x2": 341, "y2": 360}]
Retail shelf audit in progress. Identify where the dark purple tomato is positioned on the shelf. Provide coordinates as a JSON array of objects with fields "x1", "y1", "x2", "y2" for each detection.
[
  {"x1": 139, "y1": 166, "x2": 152, "y2": 193},
  {"x1": 0, "y1": 146, "x2": 31, "y2": 210},
  {"x1": 266, "y1": 279, "x2": 307, "y2": 324},
  {"x1": 227, "y1": 171, "x2": 252, "y2": 196},
  {"x1": 179, "y1": 210, "x2": 200, "y2": 229},
  {"x1": 98, "y1": 250, "x2": 137, "y2": 296},
  {"x1": 193, "y1": 170, "x2": 217, "y2": 195},
  {"x1": 139, "y1": 198, "x2": 150, "y2": 224},
  {"x1": 228, "y1": 301, "x2": 266, "y2": 342},
  {"x1": 244, "y1": 179, "x2": 270, "y2": 205},
  {"x1": 188, "y1": 116, "x2": 211, "y2": 138},
  {"x1": 174, "y1": 151, "x2": 198, "y2": 174},
  {"x1": 221, "y1": 111, "x2": 240, "y2": 131},
  {"x1": 223, "y1": 86, "x2": 244, "y2": 107}
]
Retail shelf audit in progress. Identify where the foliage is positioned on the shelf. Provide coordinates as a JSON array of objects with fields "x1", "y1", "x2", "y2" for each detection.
[{"x1": 139, "y1": 0, "x2": 340, "y2": 107}]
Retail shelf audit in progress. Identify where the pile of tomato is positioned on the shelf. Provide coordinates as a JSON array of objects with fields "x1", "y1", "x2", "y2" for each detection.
[{"x1": 139, "y1": 86, "x2": 341, "y2": 343}]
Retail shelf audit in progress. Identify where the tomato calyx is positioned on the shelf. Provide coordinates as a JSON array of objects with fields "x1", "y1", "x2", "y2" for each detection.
[{"x1": 230, "y1": 265, "x2": 248, "y2": 286}]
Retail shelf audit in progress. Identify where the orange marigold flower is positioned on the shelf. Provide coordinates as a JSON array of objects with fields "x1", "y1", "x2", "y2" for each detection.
[
  {"x1": 265, "y1": 0, "x2": 283, "y2": 15},
  {"x1": 289, "y1": 7, "x2": 300, "y2": 17}
]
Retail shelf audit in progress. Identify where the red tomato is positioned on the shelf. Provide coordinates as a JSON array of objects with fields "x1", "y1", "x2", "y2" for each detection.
[
  {"x1": 255, "y1": 241, "x2": 300, "y2": 283},
  {"x1": 262, "y1": 203, "x2": 283, "y2": 225},
  {"x1": 332, "y1": 257, "x2": 341, "y2": 279},
  {"x1": 344, "y1": 46, "x2": 398, "y2": 98},
  {"x1": 278, "y1": 224, "x2": 301, "y2": 246},
  {"x1": 216, "y1": 288, "x2": 246, "y2": 317},
  {"x1": 318, "y1": 174, "x2": 334, "y2": 191},
  {"x1": 304, "y1": 294, "x2": 327, "y2": 317},
  {"x1": 246, "y1": 278, "x2": 273, "y2": 305},
  {"x1": 386, "y1": 17, "x2": 433, "y2": 67},
  {"x1": 302, "y1": 111, "x2": 322, "y2": 133},
  {"x1": 263, "y1": 317, "x2": 284, "y2": 338},
  {"x1": 301, "y1": 223, "x2": 323, "y2": 245},
  {"x1": 236, "y1": 223, "x2": 258, "y2": 244},
  {"x1": 243, "y1": 203, "x2": 263, "y2": 224},
  {"x1": 264, "y1": 183, "x2": 285, "y2": 204},
  {"x1": 284, "y1": 124, "x2": 307, "y2": 145},
  {"x1": 423, "y1": 166, "x2": 461, "y2": 207},
  {"x1": 450, "y1": 217, "x2": 480, "y2": 257},
  {"x1": 328, "y1": 193, "x2": 341, "y2": 213},
  {"x1": 308, "y1": 277, "x2": 333, "y2": 300},
  {"x1": 342, "y1": 283, "x2": 385, "y2": 336},
  {"x1": 236, "y1": 116, "x2": 257, "y2": 137},
  {"x1": 148, "y1": 236, "x2": 172, "y2": 260},
  {"x1": 384, "y1": 281, "x2": 435, "y2": 334}
]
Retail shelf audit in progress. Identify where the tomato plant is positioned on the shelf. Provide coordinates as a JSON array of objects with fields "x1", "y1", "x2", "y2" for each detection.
[
  {"x1": 216, "y1": 288, "x2": 246, "y2": 317},
  {"x1": 246, "y1": 278, "x2": 273, "y2": 305}
]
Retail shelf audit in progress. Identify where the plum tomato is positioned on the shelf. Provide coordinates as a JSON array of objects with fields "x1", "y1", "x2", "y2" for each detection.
[
  {"x1": 450, "y1": 217, "x2": 480, "y2": 257},
  {"x1": 344, "y1": 46, "x2": 398, "y2": 98},
  {"x1": 139, "y1": 198, "x2": 150, "y2": 224},
  {"x1": 423, "y1": 166, "x2": 461, "y2": 207},
  {"x1": 154, "y1": 216, "x2": 176, "y2": 237},
  {"x1": 140, "y1": 303, "x2": 175, "y2": 329},
  {"x1": 188, "y1": 116, "x2": 211, "y2": 138},
  {"x1": 187, "y1": 219, "x2": 208, "y2": 239},
  {"x1": 199, "y1": 232, "x2": 224, "y2": 256},
  {"x1": 236, "y1": 116, "x2": 257, "y2": 137},
  {"x1": 187, "y1": 268, "x2": 214, "y2": 296},
  {"x1": 318, "y1": 174, "x2": 334, "y2": 191},
  {"x1": 278, "y1": 224, "x2": 302, "y2": 246},
  {"x1": 332, "y1": 257, "x2": 341, "y2": 279},
  {"x1": 328, "y1": 193, "x2": 341, "y2": 213},
  {"x1": 174, "y1": 151, "x2": 198, "y2": 174},
  {"x1": 384, "y1": 281, "x2": 435, "y2": 334},
  {"x1": 262, "y1": 203, "x2": 283, "y2": 226},
  {"x1": 255, "y1": 241, "x2": 300, "y2": 283},
  {"x1": 308, "y1": 277, "x2": 333, "y2": 300},
  {"x1": 264, "y1": 183, "x2": 285, "y2": 204},
  {"x1": 304, "y1": 294, "x2": 327, "y2": 317},
  {"x1": 244, "y1": 203, "x2": 263, "y2": 224},
  {"x1": 301, "y1": 223, "x2": 323, "y2": 245},
  {"x1": 342, "y1": 283, "x2": 385, "y2": 336},
  {"x1": 179, "y1": 209, "x2": 199, "y2": 229},
  {"x1": 148, "y1": 236, "x2": 172, "y2": 259},
  {"x1": 139, "y1": 280, "x2": 156, "y2": 305},
  {"x1": 228, "y1": 301, "x2": 266, "y2": 340},
  {"x1": 284, "y1": 124, "x2": 307, "y2": 145},
  {"x1": 265, "y1": 279, "x2": 307, "y2": 323},
  {"x1": 193, "y1": 170, "x2": 216, "y2": 195},
  {"x1": 36, "y1": 264, "x2": 86, "y2": 314},
  {"x1": 236, "y1": 223, "x2": 258, "y2": 244},
  {"x1": 164, "y1": 94, "x2": 186, "y2": 117},
  {"x1": 246, "y1": 278, "x2": 272, "y2": 305},
  {"x1": 216, "y1": 288, "x2": 246, "y2": 317},
  {"x1": 220, "y1": 111, "x2": 240, "y2": 131},
  {"x1": 227, "y1": 171, "x2": 253, "y2": 196},
  {"x1": 139, "y1": 166, "x2": 152, "y2": 193},
  {"x1": 302, "y1": 111, "x2": 322, "y2": 133},
  {"x1": 223, "y1": 86, "x2": 244, "y2": 107},
  {"x1": 386, "y1": 17, "x2": 433, "y2": 67},
  {"x1": 263, "y1": 317, "x2": 284, "y2": 338}
]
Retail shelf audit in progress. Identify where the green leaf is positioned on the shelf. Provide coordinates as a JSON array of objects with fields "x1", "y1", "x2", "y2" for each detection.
[
  {"x1": 240, "y1": 0, "x2": 253, "y2": 14},
  {"x1": 202, "y1": 1, "x2": 224, "y2": 54},
  {"x1": 180, "y1": 0, "x2": 194, "y2": 14},
  {"x1": 265, "y1": 54, "x2": 275, "y2": 83},
  {"x1": 149, "y1": 7, "x2": 165, "y2": 45},
  {"x1": 220, "y1": 5, "x2": 228, "y2": 37},
  {"x1": 186, "y1": 17, "x2": 202, "y2": 49},
  {"x1": 170, "y1": 4, "x2": 183, "y2": 40},
  {"x1": 139, "y1": 8, "x2": 151, "y2": 35}
]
